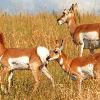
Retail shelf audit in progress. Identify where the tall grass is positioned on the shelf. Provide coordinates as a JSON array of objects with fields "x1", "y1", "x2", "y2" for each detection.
[{"x1": 0, "y1": 12, "x2": 100, "y2": 100}]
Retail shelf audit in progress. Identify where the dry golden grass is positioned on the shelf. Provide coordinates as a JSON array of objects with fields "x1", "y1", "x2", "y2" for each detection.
[{"x1": 0, "y1": 12, "x2": 100, "y2": 100}]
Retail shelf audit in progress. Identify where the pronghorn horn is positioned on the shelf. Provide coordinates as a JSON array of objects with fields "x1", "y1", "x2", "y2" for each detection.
[
  {"x1": 61, "y1": 40, "x2": 64, "y2": 46},
  {"x1": 60, "y1": 40, "x2": 64, "y2": 50}
]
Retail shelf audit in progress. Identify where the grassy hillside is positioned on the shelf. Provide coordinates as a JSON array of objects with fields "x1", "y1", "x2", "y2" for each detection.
[{"x1": 0, "y1": 12, "x2": 100, "y2": 100}]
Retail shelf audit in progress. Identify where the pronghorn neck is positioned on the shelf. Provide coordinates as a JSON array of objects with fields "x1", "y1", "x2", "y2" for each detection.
[
  {"x1": 57, "y1": 51, "x2": 71, "y2": 72},
  {"x1": 0, "y1": 43, "x2": 6, "y2": 56},
  {"x1": 68, "y1": 18, "x2": 77, "y2": 35},
  {"x1": 0, "y1": 33, "x2": 6, "y2": 56}
]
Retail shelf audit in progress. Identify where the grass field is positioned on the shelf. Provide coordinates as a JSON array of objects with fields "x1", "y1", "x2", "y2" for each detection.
[{"x1": 0, "y1": 12, "x2": 100, "y2": 100}]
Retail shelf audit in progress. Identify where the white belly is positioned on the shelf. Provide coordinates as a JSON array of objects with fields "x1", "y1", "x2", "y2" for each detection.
[
  {"x1": 8, "y1": 56, "x2": 30, "y2": 70},
  {"x1": 83, "y1": 31, "x2": 99, "y2": 40},
  {"x1": 77, "y1": 64, "x2": 94, "y2": 76}
]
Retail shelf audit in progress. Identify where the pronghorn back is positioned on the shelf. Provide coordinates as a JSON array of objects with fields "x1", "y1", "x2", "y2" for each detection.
[
  {"x1": 70, "y1": 54, "x2": 96, "y2": 69},
  {"x1": 73, "y1": 23, "x2": 100, "y2": 43},
  {"x1": 74, "y1": 23, "x2": 100, "y2": 34}
]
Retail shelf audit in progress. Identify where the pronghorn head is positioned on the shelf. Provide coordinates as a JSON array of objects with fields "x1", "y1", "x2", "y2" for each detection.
[
  {"x1": 49, "y1": 40, "x2": 64, "y2": 61},
  {"x1": 57, "y1": 9, "x2": 75, "y2": 25}
]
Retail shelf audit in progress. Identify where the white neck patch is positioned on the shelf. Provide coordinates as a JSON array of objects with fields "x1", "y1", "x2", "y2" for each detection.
[
  {"x1": 37, "y1": 46, "x2": 49, "y2": 64},
  {"x1": 59, "y1": 57, "x2": 63, "y2": 65}
]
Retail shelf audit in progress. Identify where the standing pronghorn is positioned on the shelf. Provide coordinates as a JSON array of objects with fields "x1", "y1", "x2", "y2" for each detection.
[
  {"x1": 57, "y1": 9, "x2": 100, "y2": 57},
  {"x1": 49, "y1": 40, "x2": 100, "y2": 93},
  {"x1": 0, "y1": 33, "x2": 54, "y2": 93}
]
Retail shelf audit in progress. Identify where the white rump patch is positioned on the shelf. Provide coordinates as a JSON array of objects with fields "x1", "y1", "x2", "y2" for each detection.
[
  {"x1": 77, "y1": 64, "x2": 94, "y2": 77},
  {"x1": 8, "y1": 56, "x2": 29, "y2": 70},
  {"x1": 82, "y1": 31, "x2": 99, "y2": 40},
  {"x1": 37, "y1": 46, "x2": 49, "y2": 64}
]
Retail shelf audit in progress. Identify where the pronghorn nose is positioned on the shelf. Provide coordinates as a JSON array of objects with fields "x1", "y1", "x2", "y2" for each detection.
[
  {"x1": 46, "y1": 55, "x2": 51, "y2": 61},
  {"x1": 57, "y1": 20, "x2": 63, "y2": 25},
  {"x1": 57, "y1": 19, "x2": 60, "y2": 23},
  {"x1": 57, "y1": 20, "x2": 61, "y2": 25}
]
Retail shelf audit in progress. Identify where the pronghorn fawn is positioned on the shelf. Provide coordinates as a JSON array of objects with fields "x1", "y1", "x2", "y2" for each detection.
[
  {"x1": 49, "y1": 40, "x2": 100, "y2": 94},
  {"x1": 57, "y1": 9, "x2": 100, "y2": 57},
  {"x1": 0, "y1": 33, "x2": 54, "y2": 93}
]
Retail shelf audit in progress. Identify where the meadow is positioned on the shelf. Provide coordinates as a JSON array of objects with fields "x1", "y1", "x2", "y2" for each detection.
[{"x1": 0, "y1": 12, "x2": 100, "y2": 100}]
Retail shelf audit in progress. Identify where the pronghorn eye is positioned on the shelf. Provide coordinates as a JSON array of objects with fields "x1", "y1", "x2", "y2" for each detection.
[{"x1": 54, "y1": 51, "x2": 58, "y2": 54}]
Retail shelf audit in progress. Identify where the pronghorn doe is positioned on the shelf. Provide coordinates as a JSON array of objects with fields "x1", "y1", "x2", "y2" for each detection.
[
  {"x1": 49, "y1": 40, "x2": 100, "y2": 93},
  {"x1": 0, "y1": 33, "x2": 54, "y2": 93},
  {"x1": 57, "y1": 9, "x2": 100, "y2": 57}
]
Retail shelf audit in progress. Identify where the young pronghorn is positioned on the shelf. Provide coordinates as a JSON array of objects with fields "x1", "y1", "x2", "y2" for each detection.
[
  {"x1": 49, "y1": 40, "x2": 100, "y2": 93},
  {"x1": 0, "y1": 33, "x2": 54, "y2": 93},
  {"x1": 57, "y1": 10, "x2": 100, "y2": 57}
]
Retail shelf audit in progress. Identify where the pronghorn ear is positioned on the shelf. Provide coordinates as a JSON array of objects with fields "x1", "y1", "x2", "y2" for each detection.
[{"x1": 60, "y1": 40, "x2": 64, "y2": 50}]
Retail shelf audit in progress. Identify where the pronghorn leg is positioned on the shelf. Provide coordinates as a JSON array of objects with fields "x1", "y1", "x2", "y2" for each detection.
[
  {"x1": 30, "y1": 63, "x2": 41, "y2": 92},
  {"x1": 94, "y1": 64, "x2": 100, "y2": 80},
  {"x1": 79, "y1": 43, "x2": 84, "y2": 57},
  {"x1": 77, "y1": 77, "x2": 83, "y2": 99},
  {"x1": 0, "y1": 67, "x2": 8, "y2": 93},
  {"x1": 72, "y1": 72, "x2": 83, "y2": 94},
  {"x1": 76, "y1": 45, "x2": 79, "y2": 51},
  {"x1": 75, "y1": 75, "x2": 83, "y2": 98},
  {"x1": 93, "y1": 71, "x2": 96, "y2": 79},
  {"x1": 41, "y1": 66, "x2": 55, "y2": 87},
  {"x1": 77, "y1": 78, "x2": 82, "y2": 94},
  {"x1": 8, "y1": 70, "x2": 14, "y2": 92}
]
